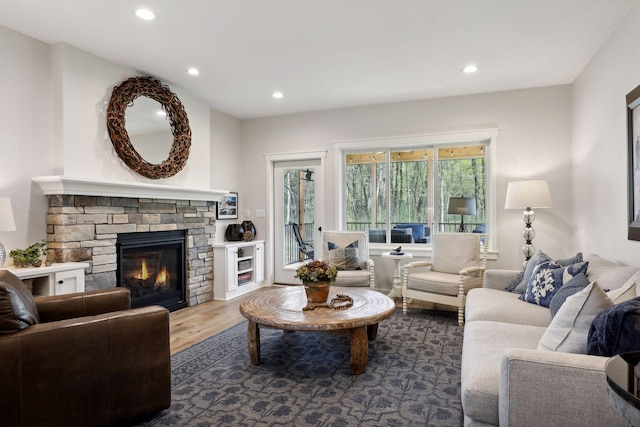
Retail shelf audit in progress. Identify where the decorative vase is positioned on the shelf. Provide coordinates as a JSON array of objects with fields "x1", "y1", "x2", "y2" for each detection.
[
  {"x1": 241, "y1": 220, "x2": 256, "y2": 241},
  {"x1": 303, "y1": 281, "x2": 330, "y2": 304}
]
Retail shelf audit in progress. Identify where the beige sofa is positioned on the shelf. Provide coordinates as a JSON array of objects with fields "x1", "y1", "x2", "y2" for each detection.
[{"x1": 461, "y1": 254, "x2": 639, "y2": 426}]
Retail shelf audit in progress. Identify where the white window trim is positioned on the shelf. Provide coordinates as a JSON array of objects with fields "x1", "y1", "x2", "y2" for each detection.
[{"x1": 333, "y1": 129, "x2": 499, "y2": 255}]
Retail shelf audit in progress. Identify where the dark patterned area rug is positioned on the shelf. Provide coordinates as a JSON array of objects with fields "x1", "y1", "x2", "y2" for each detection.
[{"x1": 139, "y1": 308, "x2": 463, "y2": 427}]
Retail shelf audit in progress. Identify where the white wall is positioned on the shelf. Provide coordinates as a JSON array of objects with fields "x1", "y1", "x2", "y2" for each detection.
[
  {"x1": 0, "y1": 25, "x2": 52, "y2": 258},
  {"x1": 51, "y1": 43, "x2": 212, "y2": 187},
  {"x1": 241, "y1": 85, "x2": 574, "y2": 272},
  {"x1": 572, "y1": 1, "x2": 640, "y2": 267},
  {"x1": 0, "y1": 27, "x2": 228, "y2": 261}
]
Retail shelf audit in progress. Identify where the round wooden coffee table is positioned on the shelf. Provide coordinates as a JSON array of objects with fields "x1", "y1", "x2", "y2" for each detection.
[{"x1": 239, "y1": 286, "x2": 395, "y2": 375}]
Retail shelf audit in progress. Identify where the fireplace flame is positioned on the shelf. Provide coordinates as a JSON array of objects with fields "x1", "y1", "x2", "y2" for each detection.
[
  {"x1": 134, "y1": 259, "x2": 149, "y2": 280},
  {"x1": 155, "y1": 266, "x2": 170, "y2": 288}
]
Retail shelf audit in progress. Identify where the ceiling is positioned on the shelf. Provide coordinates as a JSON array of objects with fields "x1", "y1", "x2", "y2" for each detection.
[{"x1": 0, "y1": 0, "x2": 637, "y2": 119}]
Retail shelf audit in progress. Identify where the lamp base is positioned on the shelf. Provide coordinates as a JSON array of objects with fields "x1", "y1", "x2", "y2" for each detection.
[
  {"x1": 521, "y1": 207, "x2": 536, "y2": 265},
  {"x1": 0, "y1": 241, "x2": 6, "y2": 267}
]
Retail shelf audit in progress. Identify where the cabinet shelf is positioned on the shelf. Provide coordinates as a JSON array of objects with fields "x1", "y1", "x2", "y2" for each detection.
[{"x1": 213, "y1": 240, "x2": 264, "y2": 301}]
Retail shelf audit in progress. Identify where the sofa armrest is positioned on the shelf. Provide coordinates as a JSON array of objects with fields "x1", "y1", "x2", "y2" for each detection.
[
  {"x1": 0, "y1": 305, "x2": 170, "y2": 426},
  {"x1": 34, "y1": 288, "x2": 131, "y2": 322},
  {"x1": 500, "y1": 348, "x2": 626, "y2": 427},
  {"x1": 483, "y1": 269, "x2": 520, "y2": 290}
]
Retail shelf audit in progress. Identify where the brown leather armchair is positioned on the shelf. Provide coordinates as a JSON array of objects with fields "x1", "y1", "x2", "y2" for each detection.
[{"x1": 0, "y1": 270, "x2": 171, "y2": 427}]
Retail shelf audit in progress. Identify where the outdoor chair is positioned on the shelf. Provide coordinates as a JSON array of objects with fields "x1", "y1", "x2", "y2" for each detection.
[
  {"x1": 291, "y1": 222, "x2": 314, "y2": 261},
  {"x1": 402, "y1": 232, "x2": 489, "y2": 325},
  {"x1": 321, "y1": 230, "x2": 375, "y2": 288}
]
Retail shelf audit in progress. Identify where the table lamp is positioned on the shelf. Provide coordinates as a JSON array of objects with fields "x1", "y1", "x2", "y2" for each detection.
[
  {"x1": 447, "y1": 197, "x2": 476, "y2": 232},
  {"x1": 504, "y1": 180, "x2": 552, "y2": 264},
  {"x1": 0, "y1": 197, "x2": 17, "y2": 267}
]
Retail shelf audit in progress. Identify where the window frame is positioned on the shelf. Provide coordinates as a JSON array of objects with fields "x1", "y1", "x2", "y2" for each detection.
[{"x1": 333, "y1": 129, "x2": 498, "y2": 253}]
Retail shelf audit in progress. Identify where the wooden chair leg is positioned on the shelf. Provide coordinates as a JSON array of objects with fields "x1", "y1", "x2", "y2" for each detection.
[{"x1": 458, "y1": 306, "x2": 464, "y2": 326}]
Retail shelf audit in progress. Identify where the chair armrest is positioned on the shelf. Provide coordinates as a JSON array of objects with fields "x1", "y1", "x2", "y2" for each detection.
[
  {"x1": 500, "y1": 348, "x2": 626, "y2": 427},
  {"x1": 0, "y1": 305, "x2": 170, "y2": 426},
  {"x1": 483, "y1": 269, "x2": 520, "y2": 290},
  {"x1": 460, "y1": 266, "x2": 485, "y2": 275},
  {"x1": 34, "y1": 288, "x2": 131, "y2": 323},
  {"x1": 404, "y1": 261, "x2": 433, "y2": 270},
  {"x1": 365, "y1": 258, "x2": 375, "y2": 269}
]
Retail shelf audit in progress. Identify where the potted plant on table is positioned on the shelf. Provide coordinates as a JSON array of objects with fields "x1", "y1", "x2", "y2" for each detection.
[
  {"x1": 295, "y1": 260, "x2": 338, "y2": 304},
  {"x1": 9, "y1": 240, "x2": 47, "y2": 267}
]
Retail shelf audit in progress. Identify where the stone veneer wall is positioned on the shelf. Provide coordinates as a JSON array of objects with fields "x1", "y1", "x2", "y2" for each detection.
[{"x1": 45, "y1": 195, "x2": 216, "y2": 306}]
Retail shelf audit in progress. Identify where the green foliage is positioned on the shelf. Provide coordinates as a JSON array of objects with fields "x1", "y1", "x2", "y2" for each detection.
[
  {"x1": 295, "y1": 260, "x2": 338, "y2": 283},
  {"x1": 9, "y1": 240, "x2": 47, "y2": 266}
]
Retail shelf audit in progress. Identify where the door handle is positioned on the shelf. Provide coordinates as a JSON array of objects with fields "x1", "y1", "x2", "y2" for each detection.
[{"x1": 318, "y1": 226, "x2": 322, "y2": 231}]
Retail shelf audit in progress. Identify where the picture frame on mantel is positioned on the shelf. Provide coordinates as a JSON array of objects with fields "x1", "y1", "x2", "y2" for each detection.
[
  {"x1": 627, "y1": 84, "x2": 640, "y2": 241},
  {"x1": 217, "y1": 192, "x2": 238, "y2": 220}
]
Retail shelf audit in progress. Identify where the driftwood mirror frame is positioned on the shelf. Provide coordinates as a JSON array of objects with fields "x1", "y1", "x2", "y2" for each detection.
[{"x1": 107, "y1": 76, "x2": 191, "y2": 179}]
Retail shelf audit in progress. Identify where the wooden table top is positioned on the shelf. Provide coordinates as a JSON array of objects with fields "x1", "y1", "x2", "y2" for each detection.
[{"x1": 240, "y1": 286, "x2": 396, "y2": 332}]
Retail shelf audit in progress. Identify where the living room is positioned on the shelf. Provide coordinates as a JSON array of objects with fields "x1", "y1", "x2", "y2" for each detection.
[{"x1": 1, "y1": 1, "x2": 640, "y2": 426}]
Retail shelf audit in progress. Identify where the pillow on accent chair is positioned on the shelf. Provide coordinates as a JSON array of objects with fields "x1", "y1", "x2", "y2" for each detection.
[
  {"x1": 0, "y1": 270, "x2": 39, "y2": 334},
  {"x1": 538, "y1": 282, "x2": 612, "y2": 353},
  {"x1": 328, "y1": 241, "x2": 361, "y2": 271},
  {"x1": 520, "y1": 261, "x2": 589, "y2": 307}
]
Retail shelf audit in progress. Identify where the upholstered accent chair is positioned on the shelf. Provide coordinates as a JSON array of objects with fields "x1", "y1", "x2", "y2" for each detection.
[
  {"x1": 321, "y1": 230, "x2": 375, "y2": 288},
  {"x1": 0, "y1": 270, "x2": 171, "y2": 427},
  {"x1": 402, "y1": 232, "x2": 489, "y2": 325}
]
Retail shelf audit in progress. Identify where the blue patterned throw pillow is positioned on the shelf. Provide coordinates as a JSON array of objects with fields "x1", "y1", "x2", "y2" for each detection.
[{"x1": 520, "y1": 261, "x2": 589, "y2": 307}]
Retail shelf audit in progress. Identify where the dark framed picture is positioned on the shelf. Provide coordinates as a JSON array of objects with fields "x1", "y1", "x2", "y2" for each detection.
[
  {"x1": 217, "y1": 192, "x2": 238, "y2": 220},
  {"x1": 627, "y1": 84, "x2": 640, "y2": 241}
]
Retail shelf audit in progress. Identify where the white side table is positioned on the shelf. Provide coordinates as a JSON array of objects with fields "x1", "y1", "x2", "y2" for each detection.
[{"x1": 382, "y1": 252, "x2": 413, "y2": 298}]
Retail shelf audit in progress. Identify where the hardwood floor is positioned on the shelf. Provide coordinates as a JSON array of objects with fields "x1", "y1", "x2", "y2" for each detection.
[{"x1": 169, "y1": 286, "x2": 275, "y2": 354}]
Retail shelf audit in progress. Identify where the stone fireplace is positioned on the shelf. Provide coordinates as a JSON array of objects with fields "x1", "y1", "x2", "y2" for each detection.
[{"x1": 36, "y1": 176, "x2": 229, "y2": 307}]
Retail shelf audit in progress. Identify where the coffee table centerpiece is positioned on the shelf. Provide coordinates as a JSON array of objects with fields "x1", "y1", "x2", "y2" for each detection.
[{"x1": 295, "y1": 260, "x2": 338, "y2": 309}]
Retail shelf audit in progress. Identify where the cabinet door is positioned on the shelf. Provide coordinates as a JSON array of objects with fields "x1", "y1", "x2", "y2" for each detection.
[
  {"x1": 254, "y1": 242, "x2": 264, "y2": 284},
  {"x1": 54, "y1": 269, "x2": 85, "y2": 295},
  {"x1": 226, "y1": 246, "x2": 239, "y2": 292}
]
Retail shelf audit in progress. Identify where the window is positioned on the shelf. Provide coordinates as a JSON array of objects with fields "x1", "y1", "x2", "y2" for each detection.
[{"x1": 335, "y1": 130, "x2": 496, "y2": 247}]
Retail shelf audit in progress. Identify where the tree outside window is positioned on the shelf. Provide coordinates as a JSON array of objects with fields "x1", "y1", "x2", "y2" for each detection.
[{"x1": 344, "y1": 144, "x2": 486, "y2": 244}]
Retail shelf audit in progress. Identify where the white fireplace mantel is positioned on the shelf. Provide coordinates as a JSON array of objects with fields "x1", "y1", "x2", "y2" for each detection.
[{"x1": 33, "y1": 176, "x2": 230, "y2": 202}]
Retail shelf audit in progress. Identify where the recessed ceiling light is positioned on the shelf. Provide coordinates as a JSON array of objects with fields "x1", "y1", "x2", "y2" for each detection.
[
  {"x1": 462, "y1": 64, "x2": 479, "y2": 74},
  {"x1": 135, "y1": 9, "x2": 156, "y2": 20},
  {"x1": 272, "y1": 91, "x2": 285, "y2": 99},
  {"x1": 187, "y1": 68, "x2": 200, "y2": 76}
]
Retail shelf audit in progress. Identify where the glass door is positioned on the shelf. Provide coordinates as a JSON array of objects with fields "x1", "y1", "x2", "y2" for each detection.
[{"x1": 273, "y1": 159, "x2": 323, "y2": 284}]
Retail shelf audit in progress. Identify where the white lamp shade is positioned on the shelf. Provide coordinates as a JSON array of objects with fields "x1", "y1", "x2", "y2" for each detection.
[
  {"x1": 448, "y1": 197, "x2": 477, "y2": 215},
  {"x1": 0, "y1": 197, "x2": 17, "y2": 232},
  {"x1": 504, "y1": 180, "x2": 552, "y2": 209}
]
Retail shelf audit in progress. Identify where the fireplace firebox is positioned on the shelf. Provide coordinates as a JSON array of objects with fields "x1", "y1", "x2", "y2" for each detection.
[{"x1": 116, "y1": 230, "x2": 187, "y2": 312}]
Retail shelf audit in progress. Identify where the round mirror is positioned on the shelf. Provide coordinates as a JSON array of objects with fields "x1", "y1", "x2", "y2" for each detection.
[
  {"x1": 107, "y1": 76, "x2": 191, "y2": 179},
  {"x1": 126, "y1": 97, "x2": 174, "y2": 164}
]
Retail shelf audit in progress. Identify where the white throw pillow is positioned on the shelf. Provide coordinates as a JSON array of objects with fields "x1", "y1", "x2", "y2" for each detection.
[
  {"x1": 537, "y1": 282, "x2": 612, "y2": 353},
  {"x1": 606, "y1": 280, "x2": 637, "y2": 304}
]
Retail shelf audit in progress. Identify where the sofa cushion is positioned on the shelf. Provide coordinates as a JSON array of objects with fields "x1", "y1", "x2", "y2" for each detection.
[
  {"x1": 0, "y1": 270, "x2": 39, "y2": 334},
  {"x1": 584, "y1": 253, "x2": 638, "y2": 292},
  {"x1": 462, "y1": 320, "x2": 546, "y2": 425},
  {"x1": 537, "y1": 283, "x2": 612, "y2": 354},
  {"x1": 521, "y1": 261, "x2": 589, "y2": 307},
  {"x1": 430, "y1": 233, "x2": 480, "y2": 274},
  {"x1": 549, "y1": 272, "x2": 590, "y2": 317},
  {"x1": 465, "y1": 288, "x2": 552, "y2": 327}
]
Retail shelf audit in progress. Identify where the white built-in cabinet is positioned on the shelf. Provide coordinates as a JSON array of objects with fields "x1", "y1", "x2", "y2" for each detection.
[
  {"x1": 213, "y1": 240, "x2": 265, "y2": 300},
  {"x1": 3, "y1": 262, "x2": 89, "y2": 296}
]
